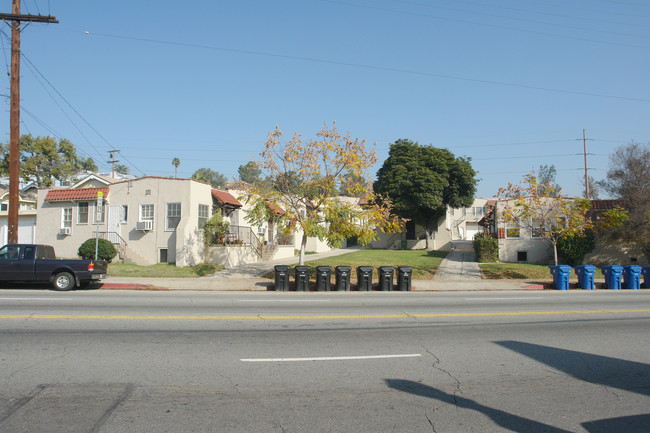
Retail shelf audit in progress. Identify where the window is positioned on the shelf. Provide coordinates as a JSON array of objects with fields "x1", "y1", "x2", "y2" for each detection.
[
  {"x1": 166, "y1": 203, "x2": 181, "y2": 231},
  {"x1": 517, "y1": 251, "x2": 528, "y2": 262},
  {"x1": 120, "y1": 205, "x2": 128, "y2": 223},
  {"x1": 78, "y1": 202, "x2": 89, "y2": 224},
  {"x1": 505, "y1": 221, "x2": 520, "y2": 239},
  {"x1": 23, "y1": 246, "x2": 35, "y2": 260},
  {"x1": 473, "y1": 207, "x2": 486, "y2": 216},
  {"x1": 93, "y1": 200, "x2": 105, "y2": 224},
  {"x1": 531, "y1": 219, "x2": 545, "y2": 238},
  {"x1": 198, "y1": 204, "x2": 209, "y2": 227},
  {"x1": 62, "y1": 207, "x2": 72, "y2": 228},
  {"x1": 159, "y1": 248, "x2": 168, "y2": 263},
  {"x1": 1, "y1": 203, "x2": 7, "y2": 211},
  {"x1": 140, "y1": 204, "x2": 154, "y2": 221}
]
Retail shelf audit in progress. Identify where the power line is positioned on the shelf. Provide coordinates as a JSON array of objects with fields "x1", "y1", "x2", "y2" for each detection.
[
  {"x1": 81, "y1": 30, "x2": 650, "y2": 103},
  {"x1": 319, "y1": 0, "x2": 650, "y2": 50}
]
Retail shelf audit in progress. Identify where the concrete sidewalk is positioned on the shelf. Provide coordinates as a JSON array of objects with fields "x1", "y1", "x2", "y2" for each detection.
[{"x1": 100, "y1": 245, "x2": 551, "y2": 292}]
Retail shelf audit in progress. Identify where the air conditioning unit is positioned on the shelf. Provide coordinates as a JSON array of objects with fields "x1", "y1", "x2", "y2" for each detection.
[
  {"x1": 60, "y1": 227, "x2": 72, "y2": 236},
  {"x1": 136, "y1": 220, "x2": 153, "y2": 231}
]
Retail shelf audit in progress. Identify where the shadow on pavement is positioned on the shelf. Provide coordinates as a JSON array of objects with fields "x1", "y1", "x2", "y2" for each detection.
[
  {"x1": 385, "y1": 379, "x2": 573, "y2": 433},
  {"x1": 496, "y1": 340, "x2": 650, "y2": 396}
]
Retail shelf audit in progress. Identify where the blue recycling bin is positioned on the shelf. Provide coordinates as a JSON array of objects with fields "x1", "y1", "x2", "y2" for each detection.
[
  {"x1": 574, "y1": 265, "x2": 596, "y2": 290},
  {"x1": 601, "y1": 265, "x2": 623, "y2": 290},
  {"x1": 642, "y1": 266, "x2": 650, "y2": 288},
  {"x1": 623, "y1": 265, "x2": 642, "y2": 290},
  {"x1": 549, "y1": 265, "x2": 571, "y2": 290}
]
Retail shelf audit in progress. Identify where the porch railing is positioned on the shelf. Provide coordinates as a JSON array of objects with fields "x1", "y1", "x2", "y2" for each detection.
[{"x1": 227, "y1": 225, "x2": 262, "y2": 258}]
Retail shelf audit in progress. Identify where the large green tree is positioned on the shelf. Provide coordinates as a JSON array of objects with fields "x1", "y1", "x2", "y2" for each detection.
[
  {"x1": 0, "y1": 135, "x2": 79, "y2": 187},
  {"x1": 238, "y1": 161, "x2": 262, "y2": 185},
  {"x1": 374, "y1": 139, "x2": 477, "y2": 246},
  {"x1": 599, "y1": 141, "x2": 650, "y2": 259},
  {"x1": 192, "y1": 167, "x2": 228, "y2": 188}
]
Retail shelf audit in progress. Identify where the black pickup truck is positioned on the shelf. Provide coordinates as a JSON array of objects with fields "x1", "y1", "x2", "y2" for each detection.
[{"x1": 0, "y1": 244, "x2": 108, "y2": 291}]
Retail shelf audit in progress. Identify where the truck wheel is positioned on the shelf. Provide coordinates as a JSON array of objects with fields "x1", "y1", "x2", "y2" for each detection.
[{"x1": 52, "y1": 272, "x2": 75, "y2": 291}]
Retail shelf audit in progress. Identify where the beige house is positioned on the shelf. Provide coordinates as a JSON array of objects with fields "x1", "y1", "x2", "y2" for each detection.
[
  {"x1": 370, "y1": 198, "x2": 493, "y2": 251},
  {"x1": 35, "y1": 176, "x2": 337, "y2": 267},
  {"x1": 37, "y1": 176, "x2": 214, "y2": 266}
]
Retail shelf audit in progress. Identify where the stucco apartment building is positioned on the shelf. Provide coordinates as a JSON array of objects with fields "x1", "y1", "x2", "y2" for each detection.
[
  {"x1": 36, "y1": 175, "x2": 336, "y2": 267},
  {"x1": 37, "y1": 176, "x2": 215, "y2": 266}
]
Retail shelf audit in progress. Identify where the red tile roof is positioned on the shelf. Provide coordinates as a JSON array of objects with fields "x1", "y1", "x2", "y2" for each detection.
[
  {"x1": 266, "y1": 201, "x2": 286, "y2": 215},
  {"x1": 590, "y1": 199, "x2": 624, "y2": 210},
  {"x1": 211, "y1": 189, "x2": 242, "y2": 208},
  {"x1": 45, "y1": 187, "x2": 110, "y2": 202}
]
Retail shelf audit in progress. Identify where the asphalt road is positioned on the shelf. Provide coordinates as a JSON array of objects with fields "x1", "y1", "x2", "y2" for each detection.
[{"x1": 1, "y1": 289, "x2": 649, "y2": 432}]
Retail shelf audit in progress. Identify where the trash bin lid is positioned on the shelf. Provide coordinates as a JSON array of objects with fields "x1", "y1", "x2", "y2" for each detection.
[
  {"x1": 274, "y1": 265, "x2": 290, "y2": 271},
  {"x1": 336, "y1": 265, "x2": 352, "y2": 271},
  {"x1": 378, "y1": 266, "x2": 394, "y2": 271},
  {"x1": 357, "y1": 266, "x2": 374, "y2": 272},
  {"x1": 316, "y1": 265, "x2": 332, "y2": 271},
  {"x1": 294, "y1": 265, "x2": 311, "y2": 272},
  {"x1": 397, "y1": 266, "x2": 413, "y2": 272}
]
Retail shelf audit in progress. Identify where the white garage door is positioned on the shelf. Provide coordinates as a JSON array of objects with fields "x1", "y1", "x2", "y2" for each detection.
[
  {"x1": 465, "y1": 223, "x2": 482, "y2": 240},
  {"x1": 0, "y1": 217, "x2": 36, "y2": 244}
]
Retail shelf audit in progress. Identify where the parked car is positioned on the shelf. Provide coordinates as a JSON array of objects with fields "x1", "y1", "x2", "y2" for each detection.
[{"x1": 0, "y1": 244, "x2": 108, "y2": 291}]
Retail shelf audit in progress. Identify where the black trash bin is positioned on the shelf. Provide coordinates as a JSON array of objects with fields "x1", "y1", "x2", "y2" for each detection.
[
  {"x1": 315, "y1": 265, "x2": 332, "y2": 291},
  {"x1": 294, "y1": 265, "x2": 311, "y2": 291},
  {"x1": 357, "y1": 266, "x2": 374, "y2": 291},
  {"x1": 274, "y1": 265, "x2": 291, "y2": 291},
  {"x1": 378, "y1": 266, "x2": 394, "y2": 291},
  {"x1": 335, "y1": 266, "x2": 351, "y2": 291},
  {"x1": 396, "y1": 266, "x2": 413, "y2": 291}
]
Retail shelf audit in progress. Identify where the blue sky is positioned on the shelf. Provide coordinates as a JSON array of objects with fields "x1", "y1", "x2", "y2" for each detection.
[{"x1": 3, "y1": 0, "x2": 649, "y2": 198}]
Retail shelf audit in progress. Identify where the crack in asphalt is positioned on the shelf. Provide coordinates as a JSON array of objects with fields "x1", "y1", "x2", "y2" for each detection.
[
  {"x1": 425, "y1": 407, "x2": 438, "y2": 433},
  {"x1": 423, "y1": 347, "x2": 463, "y2": 412}
]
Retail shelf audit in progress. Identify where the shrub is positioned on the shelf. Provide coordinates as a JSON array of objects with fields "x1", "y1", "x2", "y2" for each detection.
[
  {"x1": 203, "y1": 212, "x2": 230, "y2": 245},
  {"x1": 78, "y1": 238, "x2": 117, "y2": 262},
  {"x1": 557, "y1": 229, "x2": 596, "y2": 266},
  {"x1": 473, "y1": 232, "x2": 498, "y2": 262}
]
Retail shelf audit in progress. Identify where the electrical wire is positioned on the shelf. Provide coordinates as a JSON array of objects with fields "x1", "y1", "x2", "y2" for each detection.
[
  {"x1": 81, "y1": 30, "x2": 650, "y2": 104},
  {"x1": 319, "y1": 0, "x2": 650, "y2": 50}
]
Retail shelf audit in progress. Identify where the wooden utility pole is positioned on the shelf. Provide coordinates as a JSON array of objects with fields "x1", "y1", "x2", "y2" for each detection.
[
  {"x1": 1, "y1": 1, "x2": 57, "y2": 243},
  {"x1": 107, "y1": 150, "x2": 120, "y2": 178},
  {"x1": 583, "y1": 129, "x2": 590, "y2": 199}
]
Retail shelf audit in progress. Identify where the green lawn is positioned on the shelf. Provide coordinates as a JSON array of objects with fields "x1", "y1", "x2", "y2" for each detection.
[
  {"x1": 289, "y1": 249, "x2": 448, "y2": 280},
  {"x1": 108, "y1": 263, "x2": 224, "y2": 278},
  {"x1": 480, "y1": 263, "x2": 605, "y2": 280}
]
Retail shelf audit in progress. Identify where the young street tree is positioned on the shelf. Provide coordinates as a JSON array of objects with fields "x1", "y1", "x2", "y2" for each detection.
[
  {"x1": 497, "y1": 172, "x2": 593, "y2": 265},
  {"x1": 242, "y1": 122, "x2": 402, "y2": 265},
  {"x1": 0, "y1": 135, "x2": 79, "y2": 187},
  {"x1": 374, "y1": 139, "x2": 477, "y2": 248}
]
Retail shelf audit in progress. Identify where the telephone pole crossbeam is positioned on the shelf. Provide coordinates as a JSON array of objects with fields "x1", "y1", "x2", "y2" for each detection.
[{"x1": 3, "y1": 1, "x2": 57, "y2": 244}]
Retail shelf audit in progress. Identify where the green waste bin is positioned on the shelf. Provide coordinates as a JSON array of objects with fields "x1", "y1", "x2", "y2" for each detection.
[
  {"x1": 378, "y1": 266, "x2": 394, "y2": 291},
  {"x1": 335, "y1": 266, "x2": 351, "y2": 291},
  {"x1": 274, "y1": 265, "x2": 290, "y2": 291},
  {"x1": 315, "y1": 265, "x2": 332, "y2": 291},
  {"x1": 294, "y1": 265, "x2": 311, "y2": 291},
  {"x1": 356, "y1": 266, "x2": 374, "y2": 291},
  {"x1": 397, "y1": 266, "x2": 413, "y2": 291}
]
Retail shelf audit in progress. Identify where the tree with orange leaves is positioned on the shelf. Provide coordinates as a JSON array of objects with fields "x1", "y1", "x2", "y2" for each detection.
[{"x1": 241, "y1": 122, "x2": 402, "y2": 265}]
